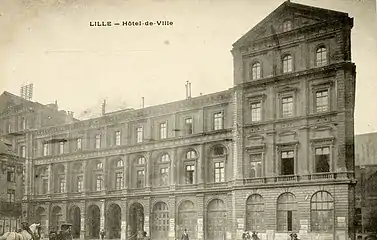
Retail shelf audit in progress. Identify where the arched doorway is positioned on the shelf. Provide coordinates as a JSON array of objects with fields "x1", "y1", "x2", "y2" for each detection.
[
  {"x1": 69, "y1": 206, "x2": 81, "y2": 238},
  {"x1": 129, "y1": 203, "x2": 144, "y2": 238},
  {"x1": 51, "y1": 206, "x2": 62, "y2": 231},
  {"x1": 246, "y1": 194, "x2": 265, "y2": 231},
  {"x1": 206, "y1": 199, "x2": 226, "y2": 240},
  {"x1": 35, "y1": 207, "x2": 46, "y2": 233},
  {"x1": 178, "y1": 200, "x2": 197, "y2": 239},
  {"x1": 151, "y1": 202, "x2": 169, "y2": 240},
  {"x1": 107, "y1": 204, "x2": 121, "y2": 239},
  {"x1": 87, "y1": 205, "x2": 100, "y2": 239}
]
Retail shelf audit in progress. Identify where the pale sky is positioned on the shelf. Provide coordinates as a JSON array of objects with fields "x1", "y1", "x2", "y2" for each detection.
[{"x1": 0, "y1": 0, "x2": 376, "y2": 134}]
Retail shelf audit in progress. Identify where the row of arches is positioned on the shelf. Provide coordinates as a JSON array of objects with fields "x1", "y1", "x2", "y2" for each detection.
[
  {"x1": 34, "y1": 199, "x2": 227, "y2": 240},
  {"x1": 34, "y1": 191, "x2": 333, "y2": 239}
]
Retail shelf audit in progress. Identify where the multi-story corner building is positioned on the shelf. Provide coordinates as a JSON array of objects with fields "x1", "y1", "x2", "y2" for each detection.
[
  {"x1": 0, "y1": 138, "x2": 25, "y2": 235},
  {"x1": 354, "y1": 133, "x2": 377, "y2": 239},
  {"x1": 0, "y1": 1, "x2": 357, "y2": 240}
]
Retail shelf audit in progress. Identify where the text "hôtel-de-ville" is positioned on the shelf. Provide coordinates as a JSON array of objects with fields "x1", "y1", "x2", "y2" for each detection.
[{"x1": 89, "y1": 21, "x2": 173, "y2": 27}]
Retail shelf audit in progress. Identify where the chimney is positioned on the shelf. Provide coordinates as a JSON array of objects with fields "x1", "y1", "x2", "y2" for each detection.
[
  {"x1": 185, "y1": 81, "x2": 189, "y2": 99},
  {"x1": 141, "y1": 97, "x2": 145, "y2": 108},
  {"x1": 188, "y1": 81, "x2": 192, "y2": 99},
  {"x1": 101, "y1": 100, "x2": 106, "y2": 116}
]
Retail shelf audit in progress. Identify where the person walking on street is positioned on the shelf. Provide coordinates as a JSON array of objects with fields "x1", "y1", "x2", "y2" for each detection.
[
  {"x1": 181, "y1": 229, "x2": 189, "y2": 240},
  {"x1": 100, "y1": 229, "x2": 105, "y2": 240}
]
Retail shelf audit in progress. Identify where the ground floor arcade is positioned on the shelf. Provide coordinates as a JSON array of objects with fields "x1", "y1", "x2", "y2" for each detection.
[{"x1": 26, "y1": 183, "x2": 355, "y2": 240}]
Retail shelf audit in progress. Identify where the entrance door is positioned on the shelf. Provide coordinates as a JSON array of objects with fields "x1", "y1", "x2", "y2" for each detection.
[
  {"x1": 88, "y1": 205, "x2": 100, "y2": 238},
  {"x1": 151, "y1": 202, "x2": 169, "y2": 240},
  {"x1": 178, "y1": 200, "x2": 197, "y2": 239},
  {"x1": 129, "y1": 203, "x2": 144, "y2": 238},
  {"x1": 206, "y1": 199, "x2": 226, "y2": 240},
  {"x1": 69, "y1": 207, "x2": 81, "y2": 238},
  {"x1": 107, "y1": 204, "x2": 121, "y2": 239}
]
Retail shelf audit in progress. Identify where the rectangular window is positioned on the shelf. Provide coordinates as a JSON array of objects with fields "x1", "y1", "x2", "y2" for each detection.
[
  {"x1": 136, "y1": 127, "x2": 143, "y2": 143},
  {"x1": 251, "y1": 102, "x2": 261, "y2": 122},
  {"x1": 137, "y1": 170, "x2": 145, "y2": 188},
  {"x1": 20, "y1": 146, "x2": 26, "y2": 158},
  {"x1": 160, "y1": 122, "x2": 167, "y2": 139},
  {"x1": 59, "y1": 178, "x2": 66, "y2": 193},
  {"x1": 213, "y1": 112, "x2": 224, "y2": 130},
  {"x1": 95, "y1": 134, "x2": 101, "y2": 149},
  {"x1": 315, "y1": 147, "x2": 330, "y2": 173},
  {"x1": 214, "y1": 162, "x2": 225, "y2": 182},
  {"x1": 7, "y1": 166, "x2": 15, "y2": 182},
  {"x1": 77, "y1": 176, "x2": 83, "y2": 192},
  {"x1": 43, "y1": 143, "x2": 48, "y2": 156},
  {"x1": 115, "y1": 131, "x2": 121, "y2": 146},
  {"x1": 159, "y1": 167, "x2": 169, "y2": 186},
  {"x1": 115, "y1": 172, "x2": 123, "y2": 190},
  {"x1": 7, "y1": 190, "x2": 15, "y2": 203},
  {"x1": 282, "y1": 96, "x2": 293, "y2": 117},
  {"x1": 281, "y1": 150, "x2": 294, "y2": 175},
  {"x1": 250, "y1": 154, "x2": 262, "y2": 178},
  {"x1": 59, "y1": 142, "x2": 64, "y2": 155},
  {"x1": 96, "y1": 175, "x2": 103, "y2": 191},
  {"x1": 42, "y1": 178, "x2": 49, "y2": 194},
  {"x1": 77, "y1": 138, "x2": 82, "y2": 151},
  {"x1": 316, "y1": 90, "x2": 329, "y2": 112},
  {"x1": 185, "y1": 118, "x2": 193, "y2": 135},
  {"x1": 185, "y1": 165, "x2": 195, "y2": 184}
]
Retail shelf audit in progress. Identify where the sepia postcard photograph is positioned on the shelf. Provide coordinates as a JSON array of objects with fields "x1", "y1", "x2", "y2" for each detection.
[{"x1": 0, "y1": 0, "x2": 377, "y2": 240}]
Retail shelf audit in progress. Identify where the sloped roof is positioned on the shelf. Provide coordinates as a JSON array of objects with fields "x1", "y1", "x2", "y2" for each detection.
[{"x1": 232, "y1": 0, "x2": 349, "y2": 48}]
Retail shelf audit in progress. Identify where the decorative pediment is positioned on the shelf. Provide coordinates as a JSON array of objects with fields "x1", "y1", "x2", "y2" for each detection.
[
  {"x1": 277, "y1": 86, "x2": 298, "y2": 94},
  {"x1": 278, "y1": 130, "x2": 296, "y2": 137},
  {"x1": 246, "y1": 93, "x2": 266, "y2": 103},
  {"x1": 310, "y1": 136, "x2": 335, "y2": 146},
  {"x1": 277, "y1": 130, "x2": 297, "y2": 143},
  {"x1": 233, "y1": 1, "x2": 349, "y2": 48}
]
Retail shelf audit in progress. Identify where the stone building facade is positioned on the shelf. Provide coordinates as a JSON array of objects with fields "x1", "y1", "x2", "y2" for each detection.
[
  {"x1": 354, "y1": 133, "x2": 377, "y2": 239},
  {"x1": 0, "y1": 138, "x2": 25, "y2": 235},
  {"x1": 0, "y1": 1, "x2": 357, "y2": 240}
]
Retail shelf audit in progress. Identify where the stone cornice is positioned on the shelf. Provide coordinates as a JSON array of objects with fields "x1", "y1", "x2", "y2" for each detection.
[{"x1": 33, "y1": 130, "x2": 233, "y2": 165}]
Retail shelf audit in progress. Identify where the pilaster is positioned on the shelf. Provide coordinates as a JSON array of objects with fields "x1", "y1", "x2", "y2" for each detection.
[
  {"x1": 100, "y1": 200, "x2": 105, "y2": 231},
  {"x1": 196, "y1": 194, "x2": 204, "y2": 240},
  {"x1": 80, "y1": 201, "x2": 86, "y2": 239},
  {"x1": 197, "y1": 144, "x2": 204, "y2": 187},
  {"x1": 168, "y1": 196, "x2": 176, "y2": 240},
  {"x1": 124, "y1": 155, "x2": 129, "y2": 190},
  {"x1": 120, "y1": 199, "x2": 128, "y2": 240},
  {"x1": 48, "y1": 164, "x2": 53, "y2": 194}
]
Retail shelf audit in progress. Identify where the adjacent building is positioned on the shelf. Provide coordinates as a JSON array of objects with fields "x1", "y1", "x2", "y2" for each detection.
[
  {"x1": 0, "y1": 138, "x2": 24, "y2": 235},
  {"x1": 0, "y1": 1, "x2": 357, "y2": 240},
  {"x1": 354, "y1": 133, "x2": 377, "y2": 239}
]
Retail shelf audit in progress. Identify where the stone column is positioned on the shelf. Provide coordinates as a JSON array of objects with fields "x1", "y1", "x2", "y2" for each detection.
[
  {"x1": 145, "y1": 153, "x2": 152, "y2": 189},
  {"x1": 170, "y1": 148, "x2": 177, "y2": 190},
  {"x1": 100, "y1": 200, "x2": 105, "y2": 231},
  {"x1": 64, "y1": 162, "x2": 69, "y2": 193},
  {"x1": 196, "y1": 194, "x2": 204, "y2": 240},
  {"x1": 197, "y1": 145, "x2": 205, "y2": 187},
  {"x1": 121, "y1": 199, "x2": 128, "y2": 240},
  {"x1": 124, "y1": 155, "x2": 129, "y2": 190},
  {"x1": 80, "y1": 201, "x2": 86, "y2": 239},
  {"x1": 82, "y1": 160, "x2": 88, "y2": 193},
  {"x1": 103, "y1": 158, "x2": 108, "y2": 191},
  {"x1": 168, "y1": 196, "x2": 176, "y2": 240},
  {"x1": 48, "y1": 164, "x2": 53, "y2": 194},
  {"x1": 143, "y1": 198, "x2": 151, "y2": 236}
]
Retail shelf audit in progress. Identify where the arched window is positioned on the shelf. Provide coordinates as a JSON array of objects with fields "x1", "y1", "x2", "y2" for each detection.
[
  {"x1": 116, "y1": 159, "x2": 124, "y2": 167},
  {"x1": 246, "y1": 194, "x2": 265, "y2": 231},
  {"x1": 184, "y1": 149, "x2": 198, "y2": 184},
  {"x1": 310, "y1": 191, "x2": 334, "y2": 232},
  {"x1": 316, "y1": 46, "x2": 327, "y2": 66},
  {"x1": 282, "y1": 20, "x2": 292, "y2": 32},
  {"x1": 137, "y1": 156, "x2": 145, "y2": 165},
  {"x1": 161, "y1": 153, "x2": 170, "y2": 162},
  {"x1": 186, "y1": 150, "x2": 197, "y2": 159},
  {"x1": 277, "y1": 192, "x2": 298, "y2": 232},
  {"x1": 282, "y1": 54, "x2": 293, "y2": 73},
  {"x1": 251, "y1": 62, "x2": 261, "y2": 80}
]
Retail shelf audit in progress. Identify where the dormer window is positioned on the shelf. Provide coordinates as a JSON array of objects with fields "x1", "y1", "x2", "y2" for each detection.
[
  {"x1": 251, "y1": 62, "x2": 261, "y2": 80},
  {"x1": 282, "y1": 54, "x2": 293, "y2": 73},
  {"x1": 282, "y1": 20, "x2": 292, "y2": 32}
]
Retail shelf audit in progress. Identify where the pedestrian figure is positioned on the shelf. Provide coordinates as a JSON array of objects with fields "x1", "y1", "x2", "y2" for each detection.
[
  {"x1": 251, "y1": 231, "x2": 260, "y2": 240},
  {"x1": 181, "y1": 229, "x2": 189, "y2": 240},
  {"x1": 100, "y1": 229, "x2": 105, "y2": 240},
  {"x1": 242, "y1": 230, "x2": 248, "y2": 240},
  {"x1": 290, "y1": 233, "x2": 300, "y2": 240},
  {"x1": 142, "y1": 231, "x2": 150, "y2": 240}
]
